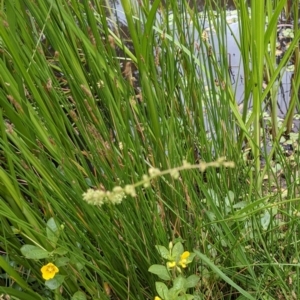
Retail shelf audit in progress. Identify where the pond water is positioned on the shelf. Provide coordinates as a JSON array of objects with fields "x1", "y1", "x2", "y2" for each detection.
[
  {"x1": 209, "y1": 18, "x2": 296, "y2": 119},
  {"x1": 108, "y1": 0, "x2": 237, "y2": 24},
  {"x1": 108, "y1": 0, "x2": 299, "y2": 131}
]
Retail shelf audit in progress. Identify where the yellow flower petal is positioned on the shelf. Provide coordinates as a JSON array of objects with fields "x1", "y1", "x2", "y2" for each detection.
[
  {"x1": 154, "y1": 297, "x2": 162, "y2": 300},
  {"x1": 179, "y1": 260, "x2": 187, "y2": 268},
  {"x1": 180, "y1": 251, "x2": 190, "y2": 260},
  {"x1": 178, "y1": 251, "x2": 191, "y2": 268},
  {"x1": 167, "y1": 261, "x2": 176, "y2": 268},
  {"x1": 41, "y1": 263, "x2": 59, "y2": 280}
]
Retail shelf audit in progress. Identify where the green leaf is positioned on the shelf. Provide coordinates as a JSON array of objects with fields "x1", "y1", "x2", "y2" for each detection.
[
  {"x1": 167, "y1": 286, "x2": 177, "y2": 299},
  {"x1": 20, "y1": 245, "x2": 50, "y2": 260},
  {"x1": 46, "y1": 217, "x2": 60, "y2": 247},
  {"x1": 208, "y1": 189, "x2": 219, "y2": 207},
  {"x1": 45, "y1": 275, "x2": 65, "y2": 290},
  {"x1": 187, "y1": 253, "x2": 196, "y2": 263},
  {"x1": 225, "y1": 190, "x2": 235, "y2": 206},
  {"x1": 186, "y1": 275, "x2": 200, "y2": 288},
  {"x1": 173, "y1": 276, "x2": 186, "y2": 292},
  {"x1": 177, "y1": 295, "x2": 194, "y2": 300},
  {"x1": 53, "y1": 247, "x2": 68, "y2": 256},
  {"x1": 85, "y1": 177, "x2": 92, "y2": 186},
  {"x1": 148, "y1": 265, "x2": 171, "y2": 280},
  {"x1": 173, "y1": 237, "x2": 185, "y2": 244},
  {"x1": 260, "y1": 210, "x2": 270, "y2": 230},
  {"x1": 55, "y1": 257, "x2": 70, "y2": 267},
  {"x1": 172, "y1": 242, "x2": 184, "y2": 259},
  {"x1": 156, "y1": 281, "x2": 169, "y2": 300},
  {"x1": 71, "y1": 291, "x2": 87, "y2": 300},
  {"x1": 155, "y1": 245, "x2": 170, "y2": 259},
  {"x1": 233, "y1": 201, "x2": 248, "y2": 209}
]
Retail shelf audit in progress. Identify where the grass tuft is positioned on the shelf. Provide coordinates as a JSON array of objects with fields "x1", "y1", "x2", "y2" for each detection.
[{"x1": 0, "y1": 0, "x2": 300, "y2": 299}]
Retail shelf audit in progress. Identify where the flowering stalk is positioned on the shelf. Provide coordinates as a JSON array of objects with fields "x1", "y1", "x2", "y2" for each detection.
[{"x1": 83, "y1": 158, "x2": 235, "y2": 206}]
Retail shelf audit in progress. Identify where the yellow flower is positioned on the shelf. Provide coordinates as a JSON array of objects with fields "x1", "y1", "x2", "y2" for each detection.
[
  {"x1": 41, "y1": 263, "x2": 59, "y2": 280},
  {"x1": 154, "y1": 297, "x2": 162, "y2": 300},
  {"x1": 178, "y1": 251, "x2": 190, "y2": 268},
  {"x1": 167, "y1": 261, "x2": 176, "y2": 268}
]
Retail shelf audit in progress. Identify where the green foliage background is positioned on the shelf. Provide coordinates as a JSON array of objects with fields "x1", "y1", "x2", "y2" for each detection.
[{"x1": 0, "y1": 0, "x2": 300, "y2": 299}]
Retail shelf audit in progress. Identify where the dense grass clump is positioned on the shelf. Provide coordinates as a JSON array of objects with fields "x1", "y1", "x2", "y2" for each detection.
[{"x1": 0, "y1": 0, "x2": 300, "y2": 299}]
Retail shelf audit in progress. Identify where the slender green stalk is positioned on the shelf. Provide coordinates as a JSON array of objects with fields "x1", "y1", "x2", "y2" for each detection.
[
  {"x1": 286, "y1": 0, "x2": 299, "y2": 133},
  {"x1": 250, "y1": 1, "x2": 265, "y2": 191}
]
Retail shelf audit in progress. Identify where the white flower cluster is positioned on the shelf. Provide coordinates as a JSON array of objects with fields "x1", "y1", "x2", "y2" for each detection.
[
  {"x1": 83, "y1": 186, "x2": 126, "y2": 206},
  {"x1": 82, "y1": 158, "x2": 235, "y2": 207}
]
